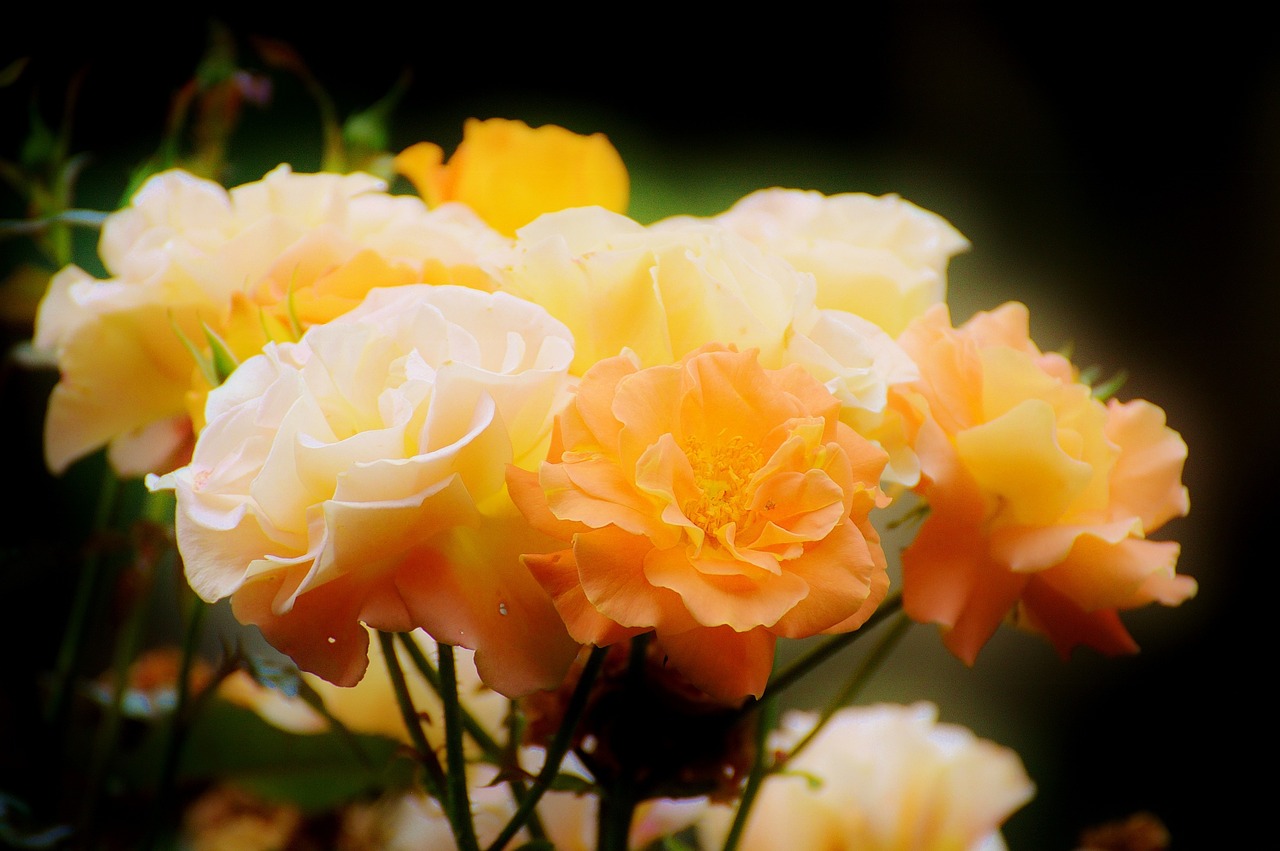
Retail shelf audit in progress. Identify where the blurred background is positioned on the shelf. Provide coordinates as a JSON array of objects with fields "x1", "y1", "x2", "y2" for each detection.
[{"x1": 3, "y1": 7, "x2": 1275, "y2": 849}]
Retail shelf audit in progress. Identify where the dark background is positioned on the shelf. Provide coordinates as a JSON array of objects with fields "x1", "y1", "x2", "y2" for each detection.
[{"x1": 4, "y1": 7, "x2": 1276, "y2": 849}]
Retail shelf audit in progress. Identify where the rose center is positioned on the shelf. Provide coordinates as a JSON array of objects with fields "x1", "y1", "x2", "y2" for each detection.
[{"x1": 681, "y1": 434, "x2": 761, "y2": 535}]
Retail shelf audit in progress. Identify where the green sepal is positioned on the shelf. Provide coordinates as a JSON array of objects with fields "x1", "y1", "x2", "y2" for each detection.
[
  {"x1": 202, "y1": 322, "x2": 240, "y2": 384},
  {"x1": 1091, "y1": 368, "x2": 1128, "y2": 401},
  {"x1": 168, "y1": 311, "x2": 220, "y2": 388}
]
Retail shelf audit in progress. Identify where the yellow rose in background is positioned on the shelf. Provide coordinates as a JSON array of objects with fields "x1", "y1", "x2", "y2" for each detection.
[
  {"x1": 394, "y1": 117, "x2": 630, "y2": 237},
  {"x1": 335, "y1": 750, "x2": 704, "y2": 851},
  {"x1": 147, "y1": 285, "x2": 580, "y2": 697},
  {"x1": 34, "y1": 165, "x2": 509, "y2": 477},
  {"x1": 696, "y1": 703, "x2": 1035, "y2": 851},
  {"x1": 497, "y1": 206, "x2": 922, "y2": 486},
  {"x1": 657, "y1": 188, "x2": 971, "y2": 337},
  {"x1": 892, "y1": 302, "x2": 1196, "y2": 664}
]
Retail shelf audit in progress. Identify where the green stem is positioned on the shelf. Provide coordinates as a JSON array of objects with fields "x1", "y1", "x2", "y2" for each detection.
[
  {"x1": 46, "y1": 469, "x2": 120, "y2": 730},
  {"x1": 142, "y1": 595, "x2": 208, "y2": 850},
  {"x1": 78, "y1": 540, "x2": 172, "y2": 842},
  {"x1": 439, "y1": 644, "x2": 480, "y2": 851},
  {"x1": 763, "y1": 590, "x2": 903, "y2": 700},
  {"x1": 397, "y1": 634, "x2": 547, "y2": 841},
  {"x1": 486, "y1": 645, "x2": 609, "y2": 851},
  {"x1": 774, "y1": 612, "x2": 913, "y2": 772},
  {"x1": 0, "y1": 208, "x2": 109, "y2": 239},
  {"x1": 378, "y1": 631, "x2": 448, "y2": 803},
  {"x1": 596, "y1": 774, "x2": 638, "y2": 851},
  {"x1": 720, "y1": 695, "x2": 779, "y2": 851},
  {"x1": 397, "y1": 633, "x2": 502, "y2": 758}
]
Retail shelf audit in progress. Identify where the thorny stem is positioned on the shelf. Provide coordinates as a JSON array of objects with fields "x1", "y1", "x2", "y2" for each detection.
[
  {"x1": 142, "y1": 594, "x2": 208, "y2": 850},
  {"x1": 486, "y1": 645, "x2": 609, "y2": 851},
  {"x1": 397, "y1": 633, "x2": 502, "y2": 757},
  {"x1": 378, "y1": 631, "x2": 448, "y2": 804},
  {"x1": 720, "y1": 695, "x2": 779, "y2": 851},
  {"x1": 78, "y1": 538, "x2": 173, "y2": 843},
  {"x1": 46, "y1": 469, "x2": 120, "y2": 732},
  {"x1": 439, "y1": 644, "x2": 480, "y2": 851},
  {"x1": 397, "y1": 634, "x2": 548, "y2": 842},
  {"x1": 760, "y1": 590, "x2": 903, "y2": 701},
  {"x1": 774, "y1": 611, "x2": 913, "y2": 773}
]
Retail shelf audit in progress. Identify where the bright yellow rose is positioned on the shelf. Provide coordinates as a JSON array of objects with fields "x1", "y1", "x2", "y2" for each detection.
[
  {"x1": 394, "y1": 117, "x2": 629, "y2": 237},
  {"x1": 696, "y1": 702, "x2": 1035, "y2": 851},
  {"x1": 147, "y1": 285, "x2": 580, "y2": 697},
  {"x1": 892, "y1": 302, "x2": 1196, "y2": 663},
  {"x1": 656, "y1": 187, "x2": 971, "y2": 337},
  {"x1": 497, "y1": 206, "x2": 922, "y2": 485},
  {"x1": 34, "y1": 165, "x2": 509, "y2": 477}
]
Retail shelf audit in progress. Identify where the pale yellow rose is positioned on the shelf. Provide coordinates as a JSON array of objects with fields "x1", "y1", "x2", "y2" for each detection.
[
  {"x1": 696, "y1": 702, "x2": 1035, "y2": 851},
  {"x1": 394, "y1": 117, "x2": 630, "y2": 237},
  {"x1": 147, "y1": 285, "x2": 580, "y2": 697},
  {"x1": 35, "y1": 165, "x2": 509, "y2": 477},
  {"x1": 181, "y1": 784, "x2": 303, "y2": 851},
  {"x1": 497, "y1": 206, "x2": 921, "y2": 485},
  {"x1": 658, "y1": 187, "x2": 971, "y2": 337},
  {"x1": 336, "y1": 749, "x2": 704, "y2": 851}
]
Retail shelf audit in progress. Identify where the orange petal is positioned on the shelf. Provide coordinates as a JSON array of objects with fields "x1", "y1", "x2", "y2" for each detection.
[
  {"x1": 658, "y1": 625, "x2": 776, "y2": 702},
  {"x1": 391, "y1": 544, "x2": 580, "y2": 698},
  {"x1": 644, "y1": 546, "x2": 806, "y2": 632},
  {"x1": 577, "y1": 529, "x2": 695, "y2": 632},
  {"x1": 522, "y1": 547, "x2": 641, "y2": 647},
  {"x1": 1104, "y1": 398, "x2": 1191, "y2": 531},
  {"x1": 231, "y1": 572, "x2": 372, "y2": 688},
  {"x1": 1019, "y1": 577, "x2": 1140, "y2": 658}
]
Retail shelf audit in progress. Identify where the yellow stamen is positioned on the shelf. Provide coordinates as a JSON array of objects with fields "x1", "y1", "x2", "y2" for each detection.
[{"x1": 681, "y1": 434, "x2": 762, "y2": 535}]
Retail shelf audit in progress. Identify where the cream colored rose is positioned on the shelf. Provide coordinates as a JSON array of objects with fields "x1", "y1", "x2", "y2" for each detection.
[
  {"x1": 496, "y1": 206, "x2": 920, "y2": 485},
  {"x1": 658, "y1": 187, "x2": 970, "y2": 337},
  {"x1": 147, "y1": 285, "x2": 579, "y2": 697},
  {"x1": 35, "y1": 165, "x2": 510, "y2": 477},
  {"x1": 696, "y1": 702, "x2": 1035, "y2": 851}
]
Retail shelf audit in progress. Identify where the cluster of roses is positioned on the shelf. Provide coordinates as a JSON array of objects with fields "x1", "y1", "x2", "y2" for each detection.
[{"x1": 32, "y1": 117, "x2": 1194, "y2": 850}]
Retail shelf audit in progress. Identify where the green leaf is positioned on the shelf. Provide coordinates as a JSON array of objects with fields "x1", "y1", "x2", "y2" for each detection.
[{"x1": 202, "y1": 322, "x2": 239, "y2": 384}]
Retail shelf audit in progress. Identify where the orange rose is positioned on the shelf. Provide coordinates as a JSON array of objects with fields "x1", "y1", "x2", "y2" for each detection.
[
  {"x1": 893, "y1": 302, "x2": 1196, "y2": 663},
  {"x1": 508, "y1": 344, "x2": 891, "y2": 702}
]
